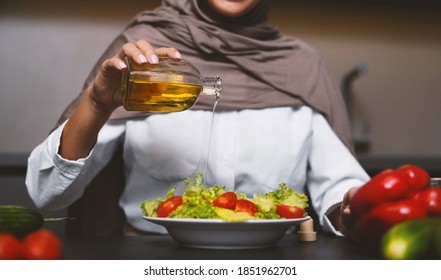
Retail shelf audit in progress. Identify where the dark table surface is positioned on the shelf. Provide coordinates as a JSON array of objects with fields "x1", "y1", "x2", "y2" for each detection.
[{"x1": 62, "y1": 231, "x2": 380, "y2": 260}]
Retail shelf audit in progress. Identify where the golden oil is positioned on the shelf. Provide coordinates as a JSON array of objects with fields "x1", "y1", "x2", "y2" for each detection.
[
  {"x1": 121, "y1": 57, "x2": 221, "y2": 113},
  {"x1": 123, "y1": 78, "x2": 202, "y2": 112}
]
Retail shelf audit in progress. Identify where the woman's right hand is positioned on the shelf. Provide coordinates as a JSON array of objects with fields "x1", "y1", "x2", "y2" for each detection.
[
  {"x1": 89, "y1": 40, "x2": 182, "y2": 114},
  {"x1": 59, "y1": 40, "x2": 181, "y2": 160}
]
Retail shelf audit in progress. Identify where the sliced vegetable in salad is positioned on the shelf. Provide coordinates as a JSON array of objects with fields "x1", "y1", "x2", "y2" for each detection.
[{"x1": 140, "y1": 173, "x2": 309, "y2": 221}]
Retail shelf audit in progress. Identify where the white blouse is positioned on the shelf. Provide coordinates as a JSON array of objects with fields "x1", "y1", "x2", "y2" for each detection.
[{"x1": 26, "y1": 106, "x2": 370, "y2": 235}]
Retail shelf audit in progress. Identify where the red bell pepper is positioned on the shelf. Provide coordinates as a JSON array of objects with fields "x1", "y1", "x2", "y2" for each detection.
[
  {"x1": 396, "y1": 165, "x2": 430, "y2": 195},
  {"x1": 413, "y1": 187, "x2": 441, "y2": 216},
  {"x1": 355, "y1": 199, "x2": 427, "y2": 242},
  {"x1": 350, "y1": 169, "x2": 410, "y2": 219},
  {"x1": 350, "y1": 164, "x2": 434, "y2": 243}
]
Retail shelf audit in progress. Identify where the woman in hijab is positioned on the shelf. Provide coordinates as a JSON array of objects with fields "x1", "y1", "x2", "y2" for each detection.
[{"x1": 26, "y1": 0, "x2": 369, "y2": 239}]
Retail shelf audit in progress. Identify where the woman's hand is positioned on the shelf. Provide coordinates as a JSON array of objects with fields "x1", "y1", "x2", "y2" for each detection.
[
  {"x1": 90, "y1": 40, "x2": 182, "y2": 114},
  {"x1": 339, "y1": 187, "x2": 362, "y2": 241},
  {"x1": 328, "y1": 187, "x2": 361, "y2": 242},
  {"x1": 60, "y1": 40, "x2": 181, "y2": 160}
]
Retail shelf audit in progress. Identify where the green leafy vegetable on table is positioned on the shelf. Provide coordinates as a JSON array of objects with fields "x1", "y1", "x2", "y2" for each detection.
[{"x1": 140, "y1": 173, "x2": 308, "y2": 221}]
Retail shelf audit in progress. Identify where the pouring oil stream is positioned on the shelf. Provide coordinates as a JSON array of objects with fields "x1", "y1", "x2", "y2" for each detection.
[{"x1": 203, "y1": 95, "x2": 220, "y2": 187}]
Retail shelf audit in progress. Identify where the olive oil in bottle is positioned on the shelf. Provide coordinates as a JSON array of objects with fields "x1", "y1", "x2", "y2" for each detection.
[{"x1": 121, "y1": 57, "x2": 221, "y2": 113}]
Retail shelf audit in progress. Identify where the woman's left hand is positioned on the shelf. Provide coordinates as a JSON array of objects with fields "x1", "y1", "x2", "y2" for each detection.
[{"x1": 328, "y1": 187, "x2": 361, "y2": 241}]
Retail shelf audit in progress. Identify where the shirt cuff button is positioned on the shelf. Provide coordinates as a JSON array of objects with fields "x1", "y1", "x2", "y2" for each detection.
[{"x1": 71, "y1": 166, "x2": 81, "y2": 173}]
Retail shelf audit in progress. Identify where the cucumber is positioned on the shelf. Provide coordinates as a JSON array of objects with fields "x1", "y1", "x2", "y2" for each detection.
[
  {"x1": 0, "y1": 205, "x2": 68, "y2": 237},
  {"x1": 381, "y1": 218, "x2": 441, "y2": 260},
  {"x1": 0, "y1": 205, "x2": 44, "y2": 237}
]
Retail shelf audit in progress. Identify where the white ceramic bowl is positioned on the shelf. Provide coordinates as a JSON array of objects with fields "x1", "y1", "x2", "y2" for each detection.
[{"x1": 144, "y1": 216, "x2": 310, "y2": 249}]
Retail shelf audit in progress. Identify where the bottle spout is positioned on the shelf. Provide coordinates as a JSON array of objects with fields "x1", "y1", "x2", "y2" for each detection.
[{"x1": 202, "y1": 75, "x2": 222, "y2": 101}]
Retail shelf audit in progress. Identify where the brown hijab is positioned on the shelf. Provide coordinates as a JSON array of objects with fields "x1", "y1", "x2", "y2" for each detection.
[{"x1": 58, "y1": 0, "x2": 353, "y2": 151}]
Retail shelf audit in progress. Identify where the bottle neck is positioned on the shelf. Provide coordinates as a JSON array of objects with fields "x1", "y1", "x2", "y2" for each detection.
[{"x1": 201, "y1": 75, "x2": 222, "y2": 101}]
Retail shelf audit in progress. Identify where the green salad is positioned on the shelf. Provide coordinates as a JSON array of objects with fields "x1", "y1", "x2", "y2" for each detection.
[{"x1": 140, "y1": 173, "x2": 309, "y2": 221}]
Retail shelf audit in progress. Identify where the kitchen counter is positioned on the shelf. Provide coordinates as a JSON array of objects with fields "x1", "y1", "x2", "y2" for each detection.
[
  {"x1": 357, "y1": 155, "x2": 441, "y2": 177},
  {"x1": 62, "y1": 231, "x2": 379, "y2": 260}
]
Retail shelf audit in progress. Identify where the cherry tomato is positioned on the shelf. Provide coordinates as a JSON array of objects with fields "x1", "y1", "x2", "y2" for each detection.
[
  {"x1": 413, "y1": 187, "x2": 441, "y2": 216},
  {"x1": 350, "y1": 169, "x2": 409, "y2": 219},
  {"x1": 355, "y1": 199, "x2": 427, "y2": 242},
  {"x1": 0, "y1": 233, "x2": 23, "y2": 260},
  {"x1": 22, "y1": 229, "x2": 63, "y2": 260},
  {"x1": 235, "y1": 199, "x2": 259, "y2": 216},
  {"x1": 212, "y1": 192, "x2": 237, "y2": 210},
  {"x1": 396, "y1": 165, "x2": 430, "y2": 195},
  {"x1": 276, "y1": 204, "x2": 305, "y2": 219},
  {"x1": 156, "y1": 195, "x2": 183, "y2": 218}
]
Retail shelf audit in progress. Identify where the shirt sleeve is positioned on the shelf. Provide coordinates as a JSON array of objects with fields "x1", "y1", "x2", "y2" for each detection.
[
  {"x1": 25, "y1": 120, "x2": 126, "y2": 211},
  {"x1": 307, "y1": 112, "x2": 370, "y2": 236}
]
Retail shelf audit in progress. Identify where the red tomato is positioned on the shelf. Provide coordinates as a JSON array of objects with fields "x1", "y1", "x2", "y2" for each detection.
[
  {"x1": 413, "y1": 187, "x2": 441, "y2": 216},
  {"x1": 355, "y1": 199, "x2": 427, "y2": 242},
  {"x1": 156, "y1": 195, "x2": 183, "y2": 218},
  {"x1": 22, "y1": 229, "x2": 63, "y2": 260},
  {"x1": 350, "y1": 169, "x2": 409, "y2": 219},
  {"x1": 235, "y1": 199, "x2": 259, "y2": 216},
  {"x1": 276, "y1": 204, "x2": 305, "y2": 219},
  {"x1": 396, "y1": 165, "x2": 430, "y2": 195},
  {"x1": 212, "y1": 192, "x2": 237, "y2": 210},
  {"x1": 0, "y1": 233, "x2": 23, "y2": 260}
]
